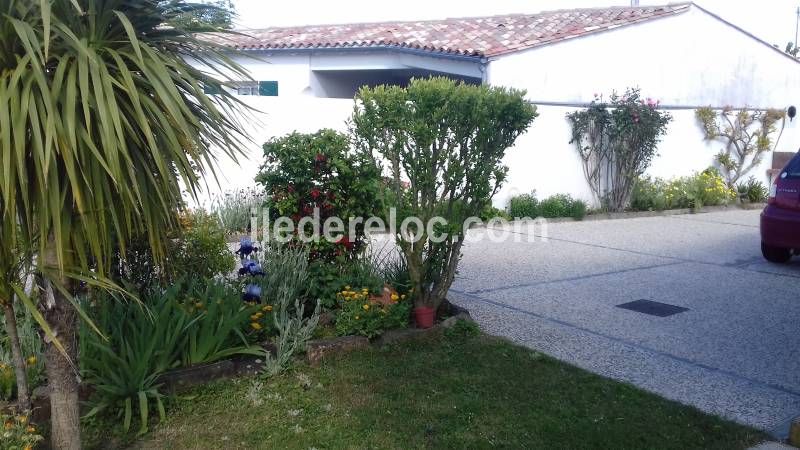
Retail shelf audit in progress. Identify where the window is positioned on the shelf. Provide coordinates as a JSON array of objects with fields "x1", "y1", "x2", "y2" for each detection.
[
  {"x1": 233, "y1": 81, "x2": 279, "y2": 96},
  {"x1": 785, "y1": 153, "x2": 800, "y2": 179}
]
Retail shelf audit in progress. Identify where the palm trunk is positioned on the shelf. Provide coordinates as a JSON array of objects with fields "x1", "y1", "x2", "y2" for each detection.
[
  {"x1": 2, "y1": 299, "x2": 31, "y2": 412},
  {"x1": 40, "y1": 250, "x2": 81, "y2": 449}
]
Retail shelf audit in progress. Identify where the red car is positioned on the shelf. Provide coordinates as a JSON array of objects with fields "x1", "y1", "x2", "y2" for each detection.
[{"x1": 761, "y1": 151, "x2": 800, "y2": 263}]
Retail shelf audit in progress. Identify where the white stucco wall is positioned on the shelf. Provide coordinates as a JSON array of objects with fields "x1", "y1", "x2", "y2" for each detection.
[
  {"x1": 494, "y1": 105, "x2": 800, "y2": 209},
  {"x1": 193, "y1": 5, "x2": 800, "y2": 210},
  {"x1": 487, "y1": 6, "x2": 800, "y2": 109}
]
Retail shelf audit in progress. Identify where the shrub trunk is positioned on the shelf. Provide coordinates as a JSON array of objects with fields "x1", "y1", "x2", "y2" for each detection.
[{"x1": 2, "y1": 301, "x2": 30, "y2": 412}]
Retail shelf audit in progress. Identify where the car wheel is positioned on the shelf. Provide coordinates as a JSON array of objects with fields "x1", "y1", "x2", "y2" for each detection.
[{"x1": 761, "y1": 242, "x2": 792, "y2": 263}]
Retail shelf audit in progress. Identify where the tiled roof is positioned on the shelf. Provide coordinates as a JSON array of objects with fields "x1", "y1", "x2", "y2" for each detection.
[{"x1": 203, "y1": 3, "x2": 691, "y2": 58}]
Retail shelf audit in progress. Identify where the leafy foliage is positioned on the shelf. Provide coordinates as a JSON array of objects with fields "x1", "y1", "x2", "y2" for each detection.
[
  {"x1": 630, "y1": 169, "x2": 737, "y2": 211},
  {"x1": 508, "y1": 191, "x2": 587, "y2": 220},
  {"x1": 161, "y1": 0, "x2": 236, "y2": 31},
  {"x1": 0, "y1": 308, "x2": 44, "y2": 401},
  {"x1": 335, "y1": 287, "x2": 411, "y2": 338},
  {"x1": 0, "y1": 412, "x2": 44, "y2": 449},
  {"x1": 0, "y1": 0, "x2": 249, "y2": 277},
  {"x1": 256, "y1": 246, "x2": 320, "y2": 377},
  {"x1": 80, "y1": 279, "x2": 261, "y2": 434},
  {"x1": 112, "y1": 210, "x2": 235, "y2": 293},
  {"x1": 0, "y1": 1, "x2": 249, "y2": 445},
  {"x1": 352, "y1": 77, "x2": 537, "y2": 309},
  {"x1": 696, "y1": 106, "x2": 785, "y2": 188},
  {"x1": 568, "y1": 89, "x2": 672, "y2": 212},
  {"x1": 256, "y1": 130, "x2": 383, "y2": 259},
  {"x1": 737, "y1": 177, "x2": 769, "y2": 203},
  {"x1": 209, "y1": 188, "x2": 267, "y2": 236}
]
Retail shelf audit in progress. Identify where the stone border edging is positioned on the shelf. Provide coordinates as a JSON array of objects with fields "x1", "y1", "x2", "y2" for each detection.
[{"x1": 537, "y1": 203, "x2": 766, "y2": 224}]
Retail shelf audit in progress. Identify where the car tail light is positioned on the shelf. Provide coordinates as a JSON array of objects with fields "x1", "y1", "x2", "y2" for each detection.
[{"x1": 769, "y1": 179, "x2": 778, "y2": 204}]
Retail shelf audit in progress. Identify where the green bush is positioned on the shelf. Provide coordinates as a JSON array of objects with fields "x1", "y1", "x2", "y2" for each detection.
[
  {"x1": 737, "y1": 177, "x2": 768, "y2": 203},
  {"x1": 112, "y1": 210, "x2": 235, "y2": 292},
  {"x1": 630, "y1": 170, "x2": 737, "y2": 211},
  {"x1": 479, "y1": 204, "x2": 511, "y2": 221},
  {"x1": 172, "y1": 210, "x2": 236, "y2": 281},
  {"x1": 352, "y1": 77, "x2": 537, "y2": 310},
  {"x1": 508, "y1": 192, "x2": 588, "y2": 220},
  {"x1": 335, "y1": 287, "x2": 411, "y2": 338},
  {"x1": 630, "y1": 177, "x2": 668, "y2": 211},
  {"x1": 508, "y1": 192, "x2": 539, "y2": 218},
  {"x1": 256, "y1": 129, "x2": 383, "y2": 262}
]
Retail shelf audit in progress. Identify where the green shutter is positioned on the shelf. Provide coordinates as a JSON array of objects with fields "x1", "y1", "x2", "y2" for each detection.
[{"x1": 258, "y1": 81, "x2": 278, "y2": 96}]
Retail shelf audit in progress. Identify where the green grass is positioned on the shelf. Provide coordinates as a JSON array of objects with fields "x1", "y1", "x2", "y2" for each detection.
[{"x1": 85, "y1": 328, "x2": 765, "y2": 449}]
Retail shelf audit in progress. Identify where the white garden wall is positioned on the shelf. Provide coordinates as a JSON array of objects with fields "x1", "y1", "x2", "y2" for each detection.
[
  {"x1": 196, "y1": 98, "x2": 800, "y2": 210},
  {"x1": 494, "y1": 105, "x2": 800, "y2": 209}
]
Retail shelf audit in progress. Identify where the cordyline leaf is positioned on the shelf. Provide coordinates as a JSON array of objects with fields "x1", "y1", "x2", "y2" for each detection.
[{"x1": 0, "y1": 0, "x2": 255, "y2": 364}]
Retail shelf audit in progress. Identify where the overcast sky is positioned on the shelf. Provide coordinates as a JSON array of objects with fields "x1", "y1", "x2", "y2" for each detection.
[{"x1": 231, "y1": 0, "x2": 800, "y2": 50}]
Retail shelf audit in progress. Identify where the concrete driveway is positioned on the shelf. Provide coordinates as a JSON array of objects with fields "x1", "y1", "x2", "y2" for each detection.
[{"x1": 449, "y1": 209, "x2": 800, "y2": 437}]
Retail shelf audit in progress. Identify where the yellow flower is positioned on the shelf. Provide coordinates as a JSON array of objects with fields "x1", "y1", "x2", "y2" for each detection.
[
  {"x1": 26, "y1": 356, "x2": 36, "y2": 366},
  {"x1": 4, "y1": 421, "x2": 12, "y2": 430},
  {"x1": 362, "y1": 304, "x2": 370, "y2": 311},
  {"x1": 265, "y1": 305, "x2": 273, "y2": 311},
  {"x1": 250, "y1": 322, "x2": 262, "y2": 330},
  {"x1": 344, "y1": 285, "x2": 351, "y2": 290},
  {"x1": 390, "y1": 294, "x2": 399, "y2": 301},
  {"x1": 23, "y1": 445, "x2": 33, "y2": 450},
  {"x1": 355, "y1": 316, "x2": 360, "y2": 320},
  {"x1": 400, "y1": 294, "x2": 406, "y2": 300},
  {"x1": 26, "y1": 425, "x2": 35, "y2": 433},
  {"x1": 195, "y1": 302, "x2": 204, "y2": 309},
  {"x1": 16, "y1": 415, "x2": 27, "y2": 424},
  {"x1": 250, "y1": 314, "x2": 260, "y2": 321}
]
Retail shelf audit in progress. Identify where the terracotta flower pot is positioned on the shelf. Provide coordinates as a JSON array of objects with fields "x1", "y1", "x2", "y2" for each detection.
[{"x1": 414, "y1": 306, "x2": 436, "y2": 329}]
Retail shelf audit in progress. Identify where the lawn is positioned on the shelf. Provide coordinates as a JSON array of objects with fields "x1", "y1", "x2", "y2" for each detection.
[{"x1": 87, "y1": 324, "x2": 766, "y2": 449}]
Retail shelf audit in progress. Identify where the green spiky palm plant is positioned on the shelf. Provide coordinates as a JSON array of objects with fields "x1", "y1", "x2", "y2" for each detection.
[{"x1": 0, "y1": 1, "x2": 250, "y2": 447}]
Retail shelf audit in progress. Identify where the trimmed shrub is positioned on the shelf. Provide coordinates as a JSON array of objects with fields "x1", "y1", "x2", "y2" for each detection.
[{"x1": 508, "y1": 192, "x2": 539, "y2": 218}]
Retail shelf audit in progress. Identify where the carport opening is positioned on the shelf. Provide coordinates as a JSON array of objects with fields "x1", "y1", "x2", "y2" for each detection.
[{"x1": 310, "y1": 68, "x2": 481, "y2": 99}]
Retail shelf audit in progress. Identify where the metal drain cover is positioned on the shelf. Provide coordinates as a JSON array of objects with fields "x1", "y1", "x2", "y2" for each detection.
[{"x1": 616, "y1": 299, "x2": 688, "y2": 317}]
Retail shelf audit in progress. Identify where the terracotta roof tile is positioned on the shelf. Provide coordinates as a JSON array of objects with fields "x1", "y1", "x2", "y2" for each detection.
[{"x1": 202, "y1": 4, "x2": 691, "y2": 57}]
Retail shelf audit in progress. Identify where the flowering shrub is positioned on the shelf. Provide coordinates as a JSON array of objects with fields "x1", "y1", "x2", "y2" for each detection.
[
  {"x1": 568, "y1": 88, "x2": 672, "y2": 212},
  {"x1": 1, "y1": 413, "x2": 43, "y2": 450},
  {"x1": 256, "y1": 129, "x2": 383, "y2": 262},
  {"x1": 335, "y1": 286, "x2": 411, "y2": 338},
  {"x1": 630, "y1": 169, "x2": 736, "y2": 211}
]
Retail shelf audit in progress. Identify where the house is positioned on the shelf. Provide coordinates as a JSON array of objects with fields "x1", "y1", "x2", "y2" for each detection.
[{"x1": 197, "y1": 3, "x2": 800, "y2": 208}]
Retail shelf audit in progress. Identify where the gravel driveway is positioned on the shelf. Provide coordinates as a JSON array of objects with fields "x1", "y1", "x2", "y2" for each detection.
[{"x1": 449, "y1": 209, "x2": 800, "y2": 437}]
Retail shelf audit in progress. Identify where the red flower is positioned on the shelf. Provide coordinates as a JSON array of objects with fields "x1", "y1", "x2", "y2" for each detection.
[
  {"x1": 310, "y1": 188, "x2": 321, "y2": 199},
  {"x1": 302, "y1": 205, "x2": 313, "y2": 215},
  {"x1": 336, "y1": 236, "x2": 354, "y2": 250}
]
